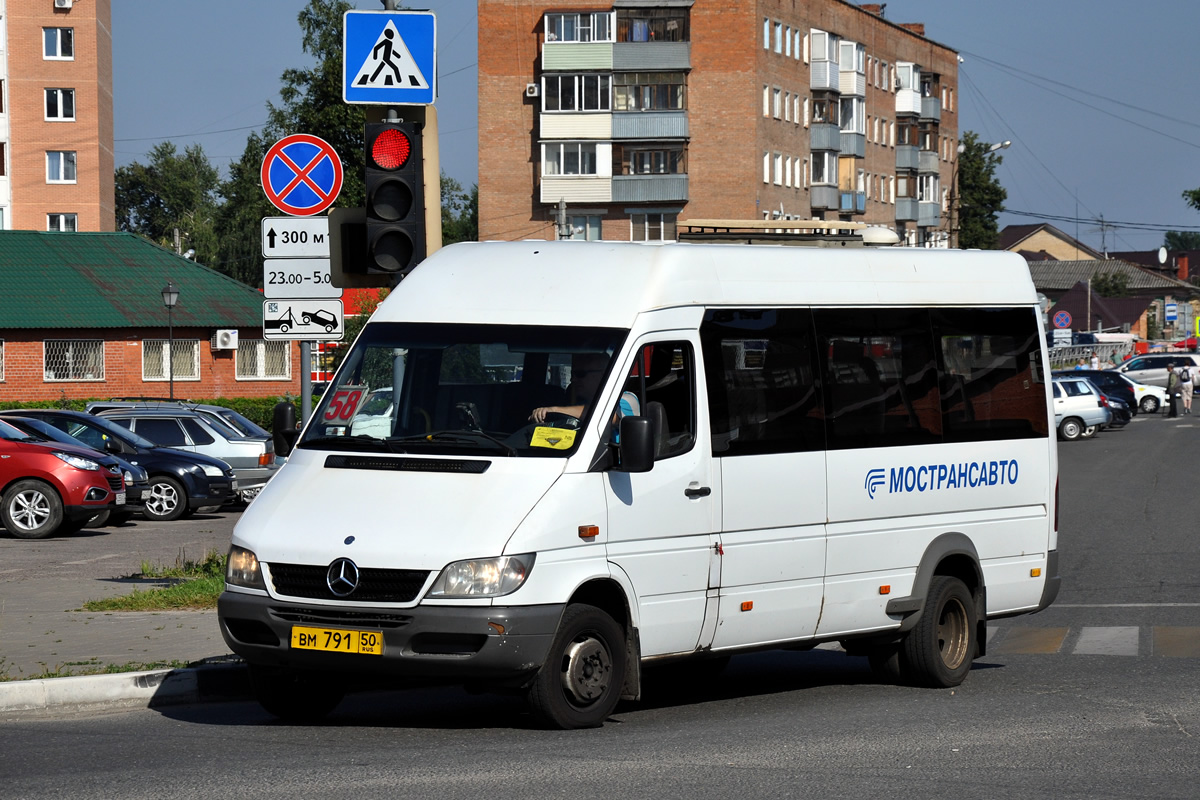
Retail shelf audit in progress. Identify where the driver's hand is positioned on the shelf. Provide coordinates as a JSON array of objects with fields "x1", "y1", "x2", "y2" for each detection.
[{"x1": 530, "y1": 406, "x2": 551, "y2": 423}]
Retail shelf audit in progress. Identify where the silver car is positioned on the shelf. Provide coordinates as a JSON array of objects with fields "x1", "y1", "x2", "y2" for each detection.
[
  {"x1": 1051, "y1": 377, "x2": 1111, "y2": 441},
  {"x1": 95, "y1": 408, "x2": 279, "y2": 501}
]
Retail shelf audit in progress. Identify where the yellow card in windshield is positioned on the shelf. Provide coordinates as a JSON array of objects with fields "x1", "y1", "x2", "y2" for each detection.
[{"x1": 530, "y1": 427, "x2": 577, "y2": 449}]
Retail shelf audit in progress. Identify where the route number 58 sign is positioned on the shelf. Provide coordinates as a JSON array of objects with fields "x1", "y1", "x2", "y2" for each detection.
[{"x1": 324, "y1": 386, "x2": 367, "y2": 422}]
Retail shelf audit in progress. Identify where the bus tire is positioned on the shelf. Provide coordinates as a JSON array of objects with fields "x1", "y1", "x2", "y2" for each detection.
[
  {"x1": 249, "y1": 664, "x2": 344, "y2": 722},
  {"x1": 527, "y1": 603, "x2": 626, "y2": 729},
  {"x1": 1059, "y1": 417, "x2": 1084, "y2": 441},
  {"x1": 901, "y1": 575, "x2": 976, "y2": 688}
]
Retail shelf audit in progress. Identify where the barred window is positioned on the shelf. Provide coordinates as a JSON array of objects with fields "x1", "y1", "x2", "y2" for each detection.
[
  {"x1": 237, "y1": 339, "x2": 291, "y2": 380},
  {"x1": 44, "y1": 339, "x2": 104, "y2": 381},
  {"x1": 142, "y1": 339, "x2": 200, "y2": 381}
]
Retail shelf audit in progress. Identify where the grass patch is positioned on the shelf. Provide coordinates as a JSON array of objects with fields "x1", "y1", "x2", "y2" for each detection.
[
  {"x1": 82, "y1": 549, "x2": 227, "y2": 612},
  {"x1": 0, "y1": 658, "x2": 191, "y2": 682}
]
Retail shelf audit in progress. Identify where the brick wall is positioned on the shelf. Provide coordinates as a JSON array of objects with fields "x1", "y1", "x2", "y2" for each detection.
[
  {"x1": 7, "y1": 0, "x2": 115, "y2": 231},
  {"x1": 0, "y1": 329, "x2": 301, "y2": 402}
]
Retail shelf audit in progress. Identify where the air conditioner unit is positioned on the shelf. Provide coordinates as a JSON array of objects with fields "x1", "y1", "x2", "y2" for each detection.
[
  {"x1": 54, "y1": 0, "x2": 73, "y2": 9},
  {"x1": 525, "y1": 83, "x2": 540, "y2": 98},
  {"x1": 212, "y1": 329, "x2": 239, "y2": 350}
]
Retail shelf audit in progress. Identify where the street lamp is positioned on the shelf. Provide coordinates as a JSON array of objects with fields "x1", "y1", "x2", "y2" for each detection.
[
  {"x1": 949, "y1": 139, "x2": 1010, "y2": 249},
  {"x1": 161, "y1": 281, "x2": 179, "y2": 401}
]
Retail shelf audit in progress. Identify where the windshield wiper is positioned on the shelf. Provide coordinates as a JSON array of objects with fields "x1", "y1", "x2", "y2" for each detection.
[
  {"x1": 391, "y1": 430, "x2": 517, "y2": 457},
  {"x1": 299, "y1": 435, "x2": 408, "y2": 453}
]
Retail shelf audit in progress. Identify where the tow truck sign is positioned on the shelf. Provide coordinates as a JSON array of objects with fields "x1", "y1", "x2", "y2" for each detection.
[{"x1": 263, "y1": 300, "x2": 344, "y2": 341}]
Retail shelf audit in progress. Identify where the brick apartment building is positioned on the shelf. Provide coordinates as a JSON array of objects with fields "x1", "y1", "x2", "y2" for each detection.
[
  {"x1": 478, "y1": 0, "x2": 958, "y2": 246},
  {"x1": 0, "y1": 0, "x2": 115, "y2": 232}
]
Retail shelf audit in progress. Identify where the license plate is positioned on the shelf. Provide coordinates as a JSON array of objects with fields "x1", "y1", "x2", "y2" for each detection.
[
  {"x1": 231, "y1": 480, "x2": 239, "y2": 491},
  {"x1": 115, "y1": 492, "x2": 126, "y2": 506},
  {"x1": 291, "y1": 625, "x2": 383, "y2": 656}
]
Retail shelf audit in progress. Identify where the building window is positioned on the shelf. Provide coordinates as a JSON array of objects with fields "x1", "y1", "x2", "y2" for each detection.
[
  {"x1": 0, "y1": 79, "x2": 5, "y2": 113},
  {"x1": 897, "y1": 174, "x2": 914, "y2": 198},
  {"x1": 614, "y1": 72, "x2": 686, "y2": 112},
  {"x1": 785, "y1": 156, "x2": 792, "y2": 188},
  {"x1": 763, "y1": 152, "x2": 770, "y2": 183},
  {"x1": 762, "y1": 84, "x2": 769, "y2": 117},
  {"x1": 0, "y1": 142, "x2": 6, "y2": 177},
  {"x1": 542, "y1": 142, "x2": 597, "y2": 176},
  {"x1": 617, "y1": 8, "x2": 689, "y2": 42},
  {"x1": 237, "y1": 340, "x2": 291, "y2": 380},
  {"x1": 47, "y1": 213, "x2": 77, "y2": 231},
  {"x1": 44, "y1": 339, "x2": 104, "y2": 381},
  {"x1": 763, "y1": 18, "x2": 769, "y2": 49},
  {"x1": 46, "y1": 151, "x2": 77, "y2": 183},
  {"x1": 785, "y1": 26, "x2": 792, "y2": 57},
  {"x1": 543, "y1": 74, "x2": 610, "y2": 112},
  {"x1": 840, "y1": 97, "x2": 865, "y2": 134},
  {"x1": 631, "y1": 213, "x2": 676, "y2": 242},
  {"x1": 811, "y1": 152, "x2": 837, "y2": 186},
  {"x1": 773, "y1": 152, "x2": 783, "y2": 185},
  {"x1": 812, "y1": 97, "x2": 839, "y2": 125},
  {"x1": 45, "y1": 88, "x2": 75, "y2": 121},
  {"x1": 774, "y1": 21, "x2": 783, "y2": 53},
  {"x1": 142, "y1": 340, "x2": 200, "y2": 382},
  {"x1": 897, "y1": 120, "x2": 916, "y2": 146},
  {"x1": 784, "y1": 91, "x2": 791, "y2": 122},
  {"x1": 618, "y1": 144, "x2": 687, "y2": 175},
  {"x1": 0, "y1": 340, "x2": 5, "y2": 381},
  {"x1": 796, "y1": 159, "x2": 804, "y2": 189},
  {"x1": 43, "y1": 27, "x2": 74, "y2": 59},
  {"x1": 568, "y1": 215, "x2": 602, "y2": 241},
  {"x1": 919, "y1": 174, "x2": 940, "y2": 203},
  {"x1": 772, "y1": 87, "x2": 782, "y2": 119},
  {"x1": 545, "y1": 12, "x2": 613, "y2": 43}
]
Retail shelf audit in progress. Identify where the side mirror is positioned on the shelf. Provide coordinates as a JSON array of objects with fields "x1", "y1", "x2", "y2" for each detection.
[
  {"x1": 272, "y1": 400, "x2": 299, "y2": 458},
  {"x1": 104, "y1": 437, "x2": 122, "y2": 454},
  {"x1": 614, "y1": 416, "x2": 654, "y2": 473}
]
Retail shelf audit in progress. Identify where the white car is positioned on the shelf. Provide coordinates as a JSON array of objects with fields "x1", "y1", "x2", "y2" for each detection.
[
  {"x1": 350, "y1": 387, "x2": 394, "y2": 438},
  {"x1": 1125, "y1": 377, "x2": 1169, "y2": 414},
  {"x1": 1052, "y1": 376, "x2": 1111, "y2": 440}
]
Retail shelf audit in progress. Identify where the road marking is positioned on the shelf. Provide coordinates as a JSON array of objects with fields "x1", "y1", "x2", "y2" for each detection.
[
  {"x1": 990, "y1": 627, "x2": 1069, "y2": 654},
  {"x1": 1074, "y1": 626, "x2": 1139, "y2": 656},
  {"x1": 1153, "y1": 627, "x2": 1200, "y2": 658}
]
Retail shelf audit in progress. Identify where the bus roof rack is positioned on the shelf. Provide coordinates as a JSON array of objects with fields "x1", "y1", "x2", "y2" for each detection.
[{"x1": 677, "y1": 219, "x2": 901, "y2": 248}]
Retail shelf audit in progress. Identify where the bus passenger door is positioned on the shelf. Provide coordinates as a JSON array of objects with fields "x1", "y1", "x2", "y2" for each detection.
[{"x1": 605, "y1": 337, "x2": 716, "y2": 658}]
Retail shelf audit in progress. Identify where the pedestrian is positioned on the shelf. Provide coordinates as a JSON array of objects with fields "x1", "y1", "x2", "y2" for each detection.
[
  {"x1": 1089, "y1": 350, "x2": 1100, "y2": 370},
  {"x1": 1166, "y1": 363, "x2": 1181, "y2": 418},
  {"x1": 1074, "y1": 358, "x2": 1086, "y2": 370},
  {"x1": 1182, "y1": 365, "x2": 1194, "y2": 415}
]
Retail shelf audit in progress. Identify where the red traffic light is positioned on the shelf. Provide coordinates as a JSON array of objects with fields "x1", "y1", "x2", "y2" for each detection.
[{"x1": 370, "y1": 128, "x2": 412, "y2": 170}]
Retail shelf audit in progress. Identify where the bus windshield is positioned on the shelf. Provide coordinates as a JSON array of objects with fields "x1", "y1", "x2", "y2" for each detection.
[{"x1": 300, "y1": 322, "x2": 628, "y2": 457}]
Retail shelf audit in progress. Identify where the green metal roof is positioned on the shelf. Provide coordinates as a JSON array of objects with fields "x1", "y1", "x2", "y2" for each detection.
[{"x1": 0, "y1": 230, "x2": 264, "y2": 329}]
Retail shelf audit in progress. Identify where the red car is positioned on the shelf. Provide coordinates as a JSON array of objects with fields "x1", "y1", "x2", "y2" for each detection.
[{"x1": 0, "y1": 418, "x2": 125, "y2": 539}]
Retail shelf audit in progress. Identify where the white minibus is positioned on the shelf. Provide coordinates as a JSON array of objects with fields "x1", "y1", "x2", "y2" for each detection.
[{"x1": 218, "y1": 238, "x2": 1059, "y2": 729}]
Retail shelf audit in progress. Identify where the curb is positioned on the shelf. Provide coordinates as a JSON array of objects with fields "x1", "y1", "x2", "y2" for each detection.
[{"x1": 0, "y1": 662, "x2": 251, "y2": 714}]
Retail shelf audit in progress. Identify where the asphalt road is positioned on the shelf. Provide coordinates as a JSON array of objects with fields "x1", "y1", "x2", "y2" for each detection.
[{"x1": 1, "y1": 412, "x2": 1198, "y2": 798}]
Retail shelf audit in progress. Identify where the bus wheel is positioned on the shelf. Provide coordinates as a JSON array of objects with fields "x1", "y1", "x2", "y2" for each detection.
[
  {"x1": 901, "y1": 576, "x2": 976, "y2": 688},
  {"x1": 249, "y1": 664, "x2": 344, "y2": 722},
  {"x1": 527, "y1": 603, "x2": 626, "y2": 729}
]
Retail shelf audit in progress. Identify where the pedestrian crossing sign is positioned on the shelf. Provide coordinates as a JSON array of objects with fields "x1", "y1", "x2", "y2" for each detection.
[{"x1": 343, "y1": 10, "x2": 436, "y2": 106}]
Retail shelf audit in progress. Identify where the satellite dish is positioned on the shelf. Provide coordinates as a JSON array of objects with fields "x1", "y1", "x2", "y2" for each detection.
[{"x1": 1158, "y1": 246, "x2": 1168, "y2": 265}]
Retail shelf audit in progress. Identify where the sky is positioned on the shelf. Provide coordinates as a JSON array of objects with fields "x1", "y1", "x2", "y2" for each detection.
[{"x1": 112, "y1": 1, "x2": 1200, "y2": 255}]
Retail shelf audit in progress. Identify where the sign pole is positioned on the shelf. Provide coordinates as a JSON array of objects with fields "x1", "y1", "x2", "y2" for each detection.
[{"x1": 301, "y1": 342, "x2": 312, "y2": 422}]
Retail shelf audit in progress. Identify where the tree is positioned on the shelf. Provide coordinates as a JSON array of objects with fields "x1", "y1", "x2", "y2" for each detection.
[
  {"x1": 441, "y1": 174, "x2": 478, "y2": 245},
  {"x1": 1091, "y1": 271, "x2": 1129, "y2": 298},
  {"x1": 954, "y1": 131, "x2": 1008, "y2": 250},
  {"x1": 1165, "y1": 231, "x2": 1200, "y2": 251},
  {"x1": 115, "y1": 142, "x2": 221, "y2": 263},
  {"x1": 1185, "y1": 187, "x2": 1200, "y2": 213}
]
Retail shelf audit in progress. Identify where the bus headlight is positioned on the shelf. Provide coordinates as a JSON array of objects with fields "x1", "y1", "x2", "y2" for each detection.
[
  {"x1": 227, "y1": 546, "x2": 266, "y2": 590},
  {"x1": 427, "y1": 554, "x2": 535, "y2": 598}
]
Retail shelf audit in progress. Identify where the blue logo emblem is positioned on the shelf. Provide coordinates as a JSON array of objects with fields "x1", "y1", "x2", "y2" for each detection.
[{"x1": 864, "y1": 468, "x2": 886, "y2": 499}]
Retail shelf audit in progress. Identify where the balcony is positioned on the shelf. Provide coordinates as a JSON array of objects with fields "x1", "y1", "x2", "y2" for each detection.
[
  {"x1": 895, "y1": 88, "x2": 920, "y2": 115},
  {"x1": 811, "y1": 185, "x2": 840, "y2": 210},
  {"x1": 611, "y1": 174, "x2": 689, "y2": 203},
  {"x1": 896, "y1": 197, "x2": 918, "y2": 222},
  {"x1": 540, "y1": 176, "x2": 612, "y2": 204},
  {"x1": 612, "y1": 111, "x2": 688, "y2": 139},
  {"x1": 895, "y1": 145, "x2": 919, "y2": 171},
  {"x1": 542, "y1": 42, "x2": 613, "y2": 71},
  {"x1": 840, "y1": 132, "x2": 865, "y2": 158},
  {"x1": 918, "y1": 201, "x2": 941, "y2": 228},
  {"x1": 810, "y1": 123, "x2": 841, "y2": 151},
  {"x1": 918, "y1": 149, "x2": 940, "y2": 173},
  {"x1": 540, "y1": 114, "x2": 613, "y2": 140},
  {"x1": 840, "y1": 71, "x2": 866, "y2": 97},
  {"x1": 811, "y1": 61, "x2": 839, "y2": 92},
  {"x1": 840, "y1": 191, "x2": 866, "y2": 214},
  {"x1": 920, "y1": 96, "x2": 941, "y2": 122},
  {"x1": 612, "y1": 41, "x2": 690, "y2": 71}
]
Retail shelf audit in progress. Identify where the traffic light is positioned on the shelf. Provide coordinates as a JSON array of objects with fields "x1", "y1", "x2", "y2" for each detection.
[{"x1": 365, "y1": 120, "x2": 425, "y2": 275}]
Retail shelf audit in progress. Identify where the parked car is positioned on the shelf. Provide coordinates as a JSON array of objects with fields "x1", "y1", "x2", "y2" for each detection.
[
  {"x1": 93, "y1": 408, "x2": 279, "y2": 502},
  {"x1": 0, "y1": 417, "x2": 124, "y2": 539},
  {"x1": 349, "y1": 386, "x2": 394, "y2": 437},
  {"x1": 0, "y1": 410, "x2": 236, "y2": 522},
  {"x1": 1108, "y1": 353, "x2": 1200, "y2": 389},
  {"x1": 1, "y1": 415, "x2": 149, "y2": 527},
  {"x1": 1052, "y1": 369, "x2": 1168, "y2": 415},
  {"x1": 1052, "y1": 376, "x2": 1111, "y2": 441},
  {"x1": 85, "y1": 400, "x2": 272, "y2": 440}
]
